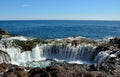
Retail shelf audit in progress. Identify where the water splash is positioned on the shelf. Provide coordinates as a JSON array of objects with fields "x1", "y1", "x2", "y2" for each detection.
[{"x1": 0, "y1": 36, "x2": 116, "y2": 67}]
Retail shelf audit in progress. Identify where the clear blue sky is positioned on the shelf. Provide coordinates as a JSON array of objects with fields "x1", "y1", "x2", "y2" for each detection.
[{"x1": 0, "y1": 0, "x2": 120, "y2": 20}]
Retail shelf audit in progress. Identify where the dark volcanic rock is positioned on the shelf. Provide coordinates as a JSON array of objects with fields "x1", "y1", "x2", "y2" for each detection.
[
  {"x1": 28, "y1": 64, "x2": 112, "y2": 77},
  {"x1": 1, "y1": 63, "x2": 118, "y2": 77},
  {"x1": 99, "y1": 56, "x2": 120, "y2": 77},
  {"x1": 0, "y1": 28, "x2": 9, "y2": 35},
  {"x1": 0, "y1": 29, "x2": 120, "y2": 77},
  {"x1": 3, "y1": 67, "x2": 29, "y2": 77},
  {"x1": 0, "y1": 28, "x2": 10, "y2": 40},
  {"x1": 0, "y1": 63, "x2": 30, "y2": 77},
  {"x1": 3, "y1": 72, "x2": 17, "y2": 77},
  {"x1": 109, "y1": 38, "x2": 120, "y2": 48}
]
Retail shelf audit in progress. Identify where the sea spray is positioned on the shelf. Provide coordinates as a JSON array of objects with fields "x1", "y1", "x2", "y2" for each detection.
[{"x1": 0, "y1": 36, "x2": 118, "y2": 67}]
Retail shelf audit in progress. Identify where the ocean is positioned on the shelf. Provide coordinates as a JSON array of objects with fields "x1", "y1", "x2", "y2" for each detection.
[
  {"x1": 0, "y1": 20, "x2": 120, "y2": 67},
  {"x1": 0, "y1": 20, "x2": 120, "y2": 39}
]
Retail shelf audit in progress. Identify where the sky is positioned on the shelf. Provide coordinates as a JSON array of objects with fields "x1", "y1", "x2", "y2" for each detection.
[{"x1": 0, "y1": 0, "x2": 120, "y2": 20}]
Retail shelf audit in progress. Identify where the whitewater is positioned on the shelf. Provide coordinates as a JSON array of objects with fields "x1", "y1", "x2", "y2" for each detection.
[{"x1": 0, "y1": 36, "x2": 116, "y2": 68}]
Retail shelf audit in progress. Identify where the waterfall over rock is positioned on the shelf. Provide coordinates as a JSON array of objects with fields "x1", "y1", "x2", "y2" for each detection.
[
  {"x1": 0, "y1": 50, "x2": 11, "y2": 63},
  {"x1": 0, "y1": 36, "x2": 119, "y2": 67},
  {"x1": 41, "y1": 44, "x2": 96, "y2": 63}
]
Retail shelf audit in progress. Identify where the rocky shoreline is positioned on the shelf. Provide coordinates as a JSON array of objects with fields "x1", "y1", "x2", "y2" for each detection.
[
  {"x1": 1, "y1": 61, "x2": 120, "y2": 77},
  {"x1": 0, "y1": 28, "x2": 120, "y2": 77}
]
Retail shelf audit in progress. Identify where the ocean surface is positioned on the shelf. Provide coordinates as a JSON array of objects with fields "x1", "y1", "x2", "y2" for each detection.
[{"x1": 0, "y1": 20, "x2": 120, "y2": 39}]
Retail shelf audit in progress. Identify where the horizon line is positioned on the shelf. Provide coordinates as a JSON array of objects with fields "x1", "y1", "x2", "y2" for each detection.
[{"x1": 0, "y1": 19, "x2": 120, "y2": 21}]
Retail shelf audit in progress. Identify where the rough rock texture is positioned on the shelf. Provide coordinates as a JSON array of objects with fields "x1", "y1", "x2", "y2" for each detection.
[
  {"x1": 0, "y1": 63, "x2": 9, "y2": 73},
  {"x1": 99, "y1": 54, "x2": 120, "y2": 77},
  {"x1": 93, "y1": 37, "x2": 120, "y2": 77},
  {"x1": 29, "y1": 64, "x2": 111, "y2": 77},
  {"x1": 24, "y1": 38, "x2": 120, "y2": 77},
  {"x1": 3, "y1": 67, "x2": 29, "y2": 77},
  {"x1": 0, "y1": 63, "x2": 119, "y2": 77},
  {"x1": 109, "y1": 37, "x2": 120, "y2": 48},
  {"x1": 0, "y1": 28, "x2": 120, "y2": 77}
]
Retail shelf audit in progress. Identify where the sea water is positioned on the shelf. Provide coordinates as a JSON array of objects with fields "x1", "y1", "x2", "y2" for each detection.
[
  {"x1": 0, "y1": 20, "x2": 120, "y2": 67},
  {"x1": 0, "y1": 20, "x2": 120, "y2": 39}
]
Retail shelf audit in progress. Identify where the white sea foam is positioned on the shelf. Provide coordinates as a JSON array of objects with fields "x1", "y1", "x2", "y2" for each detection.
[
  {"x1": 68, "y1": 60, "x2": 83, "y2": 64},
  {"x1": 0, "y1": 36, "x2": 117, "y2": 67},
  {"x1": 110, "y1": 54, "x2": 116, "y2": 57},
  {"x1": 1, "y1": 36, "x2": 28, "y2": 41}
]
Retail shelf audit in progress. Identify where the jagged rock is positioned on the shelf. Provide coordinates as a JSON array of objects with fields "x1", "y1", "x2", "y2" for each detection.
[
  {"x1": 109, "y1": 38, "x2": 120, "y2": 48},
  {"x1": 0, "y1": 28, "x2": 9, "y2": 35},
  {"x1": 28, "y1": 64, "x2": 114, "y2": 77},
  {"x1": 0, "y1": 28, "x2": 10, "y2": 40},
  {"x1": 89, "y1": 64, "x2": 100, "y2": 71},
  {"x1": 0, "y1": 63, "x2": 9, "y2": 73},
  {"x1": 3, "y1": 67, "x2": 29, "y2": 77},
  {"x1": 99, "y1": 55, "x2": 120, "y2": 77},
  {"x1": 0, "y1": 29, "x2": 120, "y2": 77}
]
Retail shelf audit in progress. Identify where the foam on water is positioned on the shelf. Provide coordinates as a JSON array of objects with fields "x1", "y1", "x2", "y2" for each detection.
[
  {"x1": 68, "y1": 60, "x2": 84, "y2": 64},
  {"x1": 0, "y1": 36, "x2": 118, "y2": 67}
]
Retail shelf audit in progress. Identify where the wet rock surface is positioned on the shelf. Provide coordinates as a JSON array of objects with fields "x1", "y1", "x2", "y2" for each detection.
[
  {"x1": 0, "y1": 28, "x2": 120, "y2": 77},
  {"x1": 12, "y1": 39, "x2": 48, "y2": 51},
  {"x1": 0, "y1": 50, "x2": 11, "y2": 63},
  {"x1": 17, "y1": 37, "x2": 120, "y2": 77}
]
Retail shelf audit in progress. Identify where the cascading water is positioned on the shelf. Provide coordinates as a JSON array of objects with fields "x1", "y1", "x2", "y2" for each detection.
[
  {"x1": 0, "y1": 50, "x2": 11, "y2": 63},
  {"x1": 41, "y1": 44, "x2": 96, "y2": 64},
  {"x1": 0, "y1": 36, "x2": 115, "y2": 67}
]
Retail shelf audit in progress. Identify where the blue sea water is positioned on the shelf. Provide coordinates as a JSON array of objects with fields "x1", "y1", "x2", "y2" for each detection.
[{"x1": 0, "y1": 20, "x2": 120, "y2": 39}]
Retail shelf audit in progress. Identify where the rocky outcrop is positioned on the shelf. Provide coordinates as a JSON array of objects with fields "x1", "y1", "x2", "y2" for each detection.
[
  {"x1": 0, "y1": 28, "x2": 9, "y2": 35},
  {"x1": 0, "y1": 63, "x2": 119, "y2": 77},
  {"x1": 0, "y1": 28, "x2": 10, "y2": 40},
  {"x1": 11, "y1": 39, "x2": 48, "y2": 51},
  {"x1": 99, "y1": 51, "x2": 120, "y2": 76},
  {"x1": 28, "y1": 64, "x2": 113, "y2": 77},
  {"x1": 0, "y1": 28, "x2": 120, "y2": 77},
  {"x1": 3, "y1": 66, "x2": 29, "y2": 77},
  {"x1": 109, "y1": 37, "x2": 120, "y2": 48}
]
